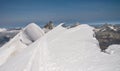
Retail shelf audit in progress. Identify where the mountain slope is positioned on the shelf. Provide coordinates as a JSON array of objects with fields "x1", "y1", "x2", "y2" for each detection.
[
  {"x1": 0, "y1": 23, "x2": 44, "y2": 66},
  {"x1": 0, "y1": 23, "x2": 120, "y2": 71}
]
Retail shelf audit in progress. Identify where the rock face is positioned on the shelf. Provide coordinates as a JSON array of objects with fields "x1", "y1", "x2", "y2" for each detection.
[
  {"x1": 43, "y1": 21, "x2": 55, "y2": 33},
  {"x1": 94, "y1": 24, "x2": 120, "y2": 51}
]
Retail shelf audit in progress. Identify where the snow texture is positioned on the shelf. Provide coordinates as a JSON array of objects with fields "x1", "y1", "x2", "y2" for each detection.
[
  {"x1": 0, "y1": 23, "x2": 44, "y2": 66},
  {"x1": 0, "y1": 23, "x2": 120, "y2": 71}
]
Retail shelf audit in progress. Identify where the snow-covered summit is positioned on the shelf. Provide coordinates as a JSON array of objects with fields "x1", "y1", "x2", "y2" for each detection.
[{"x1": 0, "y1": 23, "x2": 120, "y2": 71}]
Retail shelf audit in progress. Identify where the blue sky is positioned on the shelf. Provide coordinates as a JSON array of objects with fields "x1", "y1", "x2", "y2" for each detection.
[{"x1": 0, "y1": 0, "x2": 120, "y2": 27}]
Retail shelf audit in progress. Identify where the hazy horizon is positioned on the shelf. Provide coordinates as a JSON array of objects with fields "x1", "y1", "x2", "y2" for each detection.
[{"x1": 0, "y1": 0, "x2": 120, "y2": 28}]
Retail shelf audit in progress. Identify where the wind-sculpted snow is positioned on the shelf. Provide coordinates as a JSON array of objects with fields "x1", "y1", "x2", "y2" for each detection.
[
  {"x1": 0, "y1": 23, "x2": 44, "y2": 66},
  {"x1": 0, "y1": 23, "x2": 120, "y2": 71},
  {"x1": 106, "y1": 45, "x2": 120, "y2": 54},
  {"x1": 20, "y1": 23, "x2": 44, "y2": 45}
]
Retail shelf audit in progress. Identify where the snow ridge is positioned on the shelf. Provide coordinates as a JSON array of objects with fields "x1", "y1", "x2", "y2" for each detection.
[{"x1": 0, "y1": 23, "x2": 120, "y2": 71}]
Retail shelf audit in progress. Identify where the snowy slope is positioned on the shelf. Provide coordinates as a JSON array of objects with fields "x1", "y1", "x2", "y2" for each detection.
[
  {"x1": 106, "y1": 45, "x2": 120, "y2": 54},
  {"x1": 0, "y1": 23, "x2": 120, "y2": 71},
  {"x1": 48, "y1": 24, "x2": 120, "y2": 71},
  {"x1": 0, "y1": 23, "x2": 44, "y2": 66}
]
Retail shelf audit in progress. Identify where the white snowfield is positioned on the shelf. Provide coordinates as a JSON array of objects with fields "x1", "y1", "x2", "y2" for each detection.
[{"x1": 0, "y1": 23, "x2": 120, "y2": 71}]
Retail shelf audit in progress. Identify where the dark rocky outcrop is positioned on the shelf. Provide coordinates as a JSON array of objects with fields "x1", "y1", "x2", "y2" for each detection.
[
  {"x1": 43, "y1": 21, "x2": 55, "y2": 33},
  {"x1": 94, "y1": 24, "x2": 120, "y2": 51},
  {"x1": 44, "y1": 21, "x2": 55, "y2": 30}
]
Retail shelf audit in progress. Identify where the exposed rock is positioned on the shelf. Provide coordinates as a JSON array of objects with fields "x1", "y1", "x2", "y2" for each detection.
[
  {"x1": 94, "y1": 24, "x2": 120, "y2": 51},
  {"x1": 43, "y1": 21, "x2": 55, "y2": 33},
  {"x1": 44, "y1": 21, "x2": 55, "y2": 29}
]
